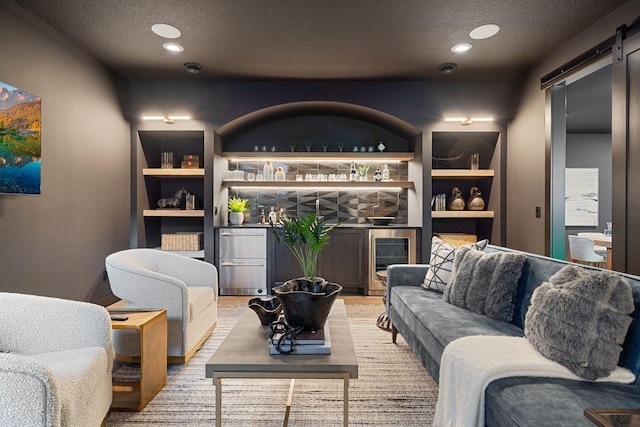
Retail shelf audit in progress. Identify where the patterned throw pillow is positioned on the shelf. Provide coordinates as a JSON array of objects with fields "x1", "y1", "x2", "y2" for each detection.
[{"x1": 422, "y1": 237, "x2": 488, "y2": 292}]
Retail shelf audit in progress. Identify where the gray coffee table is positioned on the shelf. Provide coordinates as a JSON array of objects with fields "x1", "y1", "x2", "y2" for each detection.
[{"x1": 205, "y1": 299, "x2": 358, "y2": 426}]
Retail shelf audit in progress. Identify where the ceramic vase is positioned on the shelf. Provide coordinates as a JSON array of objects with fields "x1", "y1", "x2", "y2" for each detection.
[
  {"x1": 229, "y1": 211, "x2": 244, "y2": 225},
  {"x1": 273, "y1": 277, "x2": 342, "y2": 332},
  {"x1": 248, "y1": 297, "x2": 283, "y2": 326}
]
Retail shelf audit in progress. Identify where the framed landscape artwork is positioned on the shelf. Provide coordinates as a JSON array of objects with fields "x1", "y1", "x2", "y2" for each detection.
[
  {"x1": 565, "y1": 168, "x2": 599, "y2": 226},
  {"x1": 0, "y1": 81, "x2": 41, "y2": 194}
]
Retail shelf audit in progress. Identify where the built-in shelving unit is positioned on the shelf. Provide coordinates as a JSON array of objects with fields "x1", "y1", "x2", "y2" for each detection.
[
  {"x1": 132, "y1": 128, "x2": 213, "y2": 263},
  {"x1": 222, "y1": 180, "x2": 414, "y2": 189},
  {"x1": 430, "y1": 129, "x2": 504, "y2": 244}
]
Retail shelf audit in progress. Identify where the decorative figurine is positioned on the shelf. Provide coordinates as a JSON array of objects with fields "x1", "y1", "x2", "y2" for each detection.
[
  {"x1": 448, "y1": 186, "x2": 465, "y2": 211},
  {"x1": 467, "y1": 186, "x2": 485, "y2": 211}
]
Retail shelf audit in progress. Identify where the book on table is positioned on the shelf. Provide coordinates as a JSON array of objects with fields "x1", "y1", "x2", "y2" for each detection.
[{"x1": 269, "y1": 321, "x2": 332, "y2": 355}]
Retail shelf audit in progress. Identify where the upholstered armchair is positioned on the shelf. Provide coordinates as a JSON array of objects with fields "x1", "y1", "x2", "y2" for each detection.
[
  {"x1": 0, "y1": 292, "x2": 114, "y2": 427},
  {"x1": 105, "y1": 248, "x2": 218, "y2": 363}
]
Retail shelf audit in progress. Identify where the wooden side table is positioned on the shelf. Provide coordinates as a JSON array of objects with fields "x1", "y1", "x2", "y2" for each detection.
[{"x1": 109, "y1": 309, "x2": 167, "y2": 411}]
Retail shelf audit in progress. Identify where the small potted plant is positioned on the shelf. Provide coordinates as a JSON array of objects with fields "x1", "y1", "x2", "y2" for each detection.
[
  {"x1": 358, "y1": 164, "x2": 370, "y2": 181},
  {"x1": 228, "y1": 196, "x2": 249, "y2": 225},
  {"x1": 270, "y1": 213, "x2": 342, "y2": 331}
]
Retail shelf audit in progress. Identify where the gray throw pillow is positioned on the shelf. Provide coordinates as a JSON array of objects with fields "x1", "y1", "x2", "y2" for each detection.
[
  {"x1": 422, "y1": 237, "x2": 488, "y2": 292},
  {"x1": 524, "y1": 265, "x2": 634, "y2": 380},
  {"x1": 443, "y1": 246, "x2": 526, "y2": 322}
]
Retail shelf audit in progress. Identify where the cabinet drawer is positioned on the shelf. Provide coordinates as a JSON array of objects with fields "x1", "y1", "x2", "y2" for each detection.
[
  {"x1": 219, "y1": 229, "x2": 267, "y2": 259},
  {"x1": 219, "y1": 258, "x2": 267, "y2": 289}
]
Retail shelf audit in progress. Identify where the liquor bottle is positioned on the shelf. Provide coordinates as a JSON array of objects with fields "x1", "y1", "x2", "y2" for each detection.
[
  {"x1": 268, "y1": 207, "x2": 278, "y2": 223},
  {"x1": 274, "y1": 167, "x2": 285, "y2": 181},
  {"x1": 259, "y1": 208, "x2": 266, "y2": 224},
  {"x1": 382, "y1": 164, "x2": 390, "y2": 182},
  {"x1": 349, "y1": 161, "x2": 357, "y2": 182},
  {"x1": 263, "y1": 160, "x2": 274, "y2": 181},
  {"x1": 374, "y1": 165, "x2": 382, "y2": 182}
]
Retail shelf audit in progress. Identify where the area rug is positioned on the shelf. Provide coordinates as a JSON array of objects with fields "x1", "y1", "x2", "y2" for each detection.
[{"x1": 107, "y1": 303, "x2": 438, "y2": 426}]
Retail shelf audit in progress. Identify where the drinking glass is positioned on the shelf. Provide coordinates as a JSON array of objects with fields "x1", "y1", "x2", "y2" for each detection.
[
  {"x1": 161, "y1": 152, "x2": 174, "y2": 169},
  {"x1": 470, "y1": 153, "x2": 480, "y2": 170}
]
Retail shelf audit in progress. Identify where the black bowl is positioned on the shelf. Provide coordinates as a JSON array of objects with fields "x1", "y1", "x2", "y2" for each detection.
[
  {"x1": 248, "y1": 297, "x2": 283, "y2": 326},
  {"x1": 367, "y1": 216, "x2": 395, "y2": 226}
]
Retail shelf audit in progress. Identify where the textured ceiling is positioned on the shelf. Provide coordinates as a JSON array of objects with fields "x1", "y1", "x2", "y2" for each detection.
[{"x1": 11, "y1": 0, "x2": 629, "y2": 81}]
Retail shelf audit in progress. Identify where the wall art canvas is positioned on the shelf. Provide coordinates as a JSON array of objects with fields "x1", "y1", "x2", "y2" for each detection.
[
  {"x1": 565, "y1": 168, "x2": 598, "y2": 226},
  {"x1": 0, "y1": 81, "x2": 41, "y2": 194}
]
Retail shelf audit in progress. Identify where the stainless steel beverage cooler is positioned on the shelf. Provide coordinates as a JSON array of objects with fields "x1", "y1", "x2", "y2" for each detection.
[
  {"x1": 368, "y1": 228, "x2": 417, "y2": 296},
  {"x1": 218, "y1": 228, "x2": 268, "y2": 295}
]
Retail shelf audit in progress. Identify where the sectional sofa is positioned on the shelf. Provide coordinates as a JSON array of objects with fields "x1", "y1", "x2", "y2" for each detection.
[{"x1": 386, "y1": 244, "x2": 640, "y2": 426}]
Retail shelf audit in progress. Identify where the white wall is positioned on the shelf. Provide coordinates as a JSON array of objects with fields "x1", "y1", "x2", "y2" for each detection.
[
  {"x1": 506, "y1": 0, "x2": 640, "y2": 255},
  {"x1": 0, "y1": 3, "x2": 130, "y2": 301}
]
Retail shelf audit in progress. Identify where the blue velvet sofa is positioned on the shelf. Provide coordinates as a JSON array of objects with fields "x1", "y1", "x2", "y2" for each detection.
[{"x1": 386, "y1": 245, "x2": 640, "y2": 426}]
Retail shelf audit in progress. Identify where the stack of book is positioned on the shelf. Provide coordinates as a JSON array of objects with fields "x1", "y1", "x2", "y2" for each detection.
[{"x1": 268, "y1": 321, "x2": 331, "y2": 355}]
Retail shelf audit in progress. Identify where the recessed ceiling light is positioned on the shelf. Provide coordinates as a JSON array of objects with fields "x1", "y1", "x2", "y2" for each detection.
[
  {"x1": 470, "y1": 24, "x2": 500, "y2": 40},
  {"x1": 152, "y1": 23, "x2": 181, "y2": 39},
  {"x1": 451, "y1": 43, "x2": 472, "y2": 53},
  {"x1": 163, "y1": 42, "x2": 184, "y2": 52}
]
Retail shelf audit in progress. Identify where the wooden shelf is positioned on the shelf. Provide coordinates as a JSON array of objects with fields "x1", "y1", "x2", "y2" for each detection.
[
  {"x1": 223, "y1": 152, "x2": 414, "y2": 161},
  {"x1": 143, "y1": 209, "x2": 205, "y2": 217},
  {"x1": 431, "y1": 169, "x2": 494, "y2": 178},
  {"x1": 431, "y1": 211, "x2": 494, "y2": 219},
  {"x1": 222, "y1": 180, "x2": 414, "y2": 189},
  {"x1": 143, "y1": 168, "x2": 204, "y2": 178}
]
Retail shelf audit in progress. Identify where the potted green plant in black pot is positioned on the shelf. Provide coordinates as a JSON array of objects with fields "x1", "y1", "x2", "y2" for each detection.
[{"x1": 270, "y1": 213, "x2": 342, "y2": 331}]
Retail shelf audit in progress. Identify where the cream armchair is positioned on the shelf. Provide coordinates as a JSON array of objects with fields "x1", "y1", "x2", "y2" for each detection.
[
  {"x1": 105, "y1": 248, "x2": 218, "y2": 363},
  {"x1": 0, "y1": 292, "x2": 114, "y2": 427}
]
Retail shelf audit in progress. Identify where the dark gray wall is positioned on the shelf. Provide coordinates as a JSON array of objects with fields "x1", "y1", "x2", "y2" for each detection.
[
  {"x1": 565, "y1": 133, "x2": 612, "y2": 255},
  {"x1": 0, "y1": 3, "x2": 130, "y2": 302},
  {"x1": 507, "y1": 0, "x2": 640, "y2": 255}
]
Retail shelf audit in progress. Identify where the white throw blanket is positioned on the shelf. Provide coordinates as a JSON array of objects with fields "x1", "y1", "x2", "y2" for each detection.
[{"x1": 432, "y1": 336, "x2": 636, "y2": 427}]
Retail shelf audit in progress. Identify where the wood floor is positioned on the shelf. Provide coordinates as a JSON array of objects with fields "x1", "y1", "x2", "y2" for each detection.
[{"x1": 219, "y1": 295, "x2": 384, "y2": 307}]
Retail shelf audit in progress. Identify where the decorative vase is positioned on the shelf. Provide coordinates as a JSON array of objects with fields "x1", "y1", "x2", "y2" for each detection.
[
  {"x1": 229, "y1": 211, "x2": 244, "y2": 225},
  {"x1": 467, "y1": 186, "x2": 485, "y2": 211},
  {"x1": 273, "y1": 278, "x2": 342, "y2": 332},
  {"x1": 448, "y1": 186, "x2": 465, "y2": 211},
  {"x1": 248, "y1": 297, "x2": 283, "y2": 326}
]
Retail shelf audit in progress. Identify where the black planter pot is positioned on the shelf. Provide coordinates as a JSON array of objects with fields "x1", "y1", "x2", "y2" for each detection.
[
  {"x1": 248, "y1": 297, "x2": 283, "y2": 326},
  {"x1": 273, "y1": 277, "x2": 342, "y2": 332}
]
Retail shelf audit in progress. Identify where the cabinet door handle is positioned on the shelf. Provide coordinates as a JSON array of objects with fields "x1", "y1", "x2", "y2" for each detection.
[
  {"x1": 221, "y1": 262, "x2": 265, "y2": 267},
  {"x1": 221, "y1": 232, "x2": 265, "y2": 237}
]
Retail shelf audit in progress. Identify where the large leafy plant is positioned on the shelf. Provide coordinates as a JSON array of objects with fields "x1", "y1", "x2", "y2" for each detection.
[{"x1": 270, "y1": 213, "x2": 339, "y2": 282}]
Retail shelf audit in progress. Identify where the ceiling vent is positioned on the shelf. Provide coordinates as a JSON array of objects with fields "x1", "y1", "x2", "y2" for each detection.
[
  {"x1": 439, "y1": 63, "x2": 457, "y2": 74},
  {"x1": 184, "y1": 62, "x2": 202, "y2": 74}
]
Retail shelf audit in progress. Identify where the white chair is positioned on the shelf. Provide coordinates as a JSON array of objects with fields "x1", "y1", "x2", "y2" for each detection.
[
  {"x1": 577, "y1": 232, "x2": 608, "y2": 258},
  {"x1": 105, "y1": 248, "x2": 218, "y2": 364},
  {"x1": 568, "y1": 235, "x2": 606, "y2": 268},
  {"x1": 0, "y1": 292, "x2": 114, "y2": 427}
]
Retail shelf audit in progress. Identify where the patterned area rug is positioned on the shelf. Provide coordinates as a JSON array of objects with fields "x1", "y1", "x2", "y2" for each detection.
[{"x1": 107, "y1": 304, "x2": 438, "y2": 426}]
